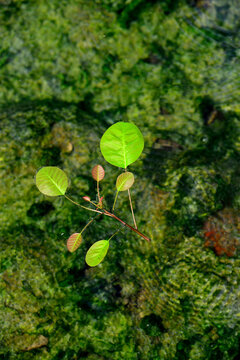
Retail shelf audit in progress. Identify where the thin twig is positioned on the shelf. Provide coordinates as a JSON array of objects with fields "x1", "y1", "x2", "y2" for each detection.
[
  {"x1": 97, "y1": 180, "x2": 100, "y2": 203},
  {"x1": 128, "y1": 189, "x2": 137, "y2": 229},
  {"x1": 80, "y1": 214, "x2": 102, "y2": 235},
  {"x1": 64, "y1": 195, "x2": 103, "y2": 214},
  {"x1": 112, "y1": 191, "x2": 119, "y2": 212},
  {"x1": 108, "y1": 228, "x2": 121, "y2": 241},
  {"x1": 65, "y1": 195, "x2": 151, "y2": 242},
  {"x1": 103, "y1": 209, "x2": 151, "y2": 242}
]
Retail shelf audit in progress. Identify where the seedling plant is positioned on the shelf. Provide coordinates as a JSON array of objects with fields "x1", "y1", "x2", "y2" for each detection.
[{"x1": 35, "y1": 122, "x2": 151, "y2": 267}]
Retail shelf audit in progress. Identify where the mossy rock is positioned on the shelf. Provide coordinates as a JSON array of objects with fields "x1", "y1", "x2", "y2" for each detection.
[
  {"x1": 1, "y1": 90, "x2": 240, "y2": 360},
  {"x1": 1, "y1": 0, "x2": 240, "y2": 359},
  {"x1": 0, "y1": 101, "x2": 136, "y2": 359}
]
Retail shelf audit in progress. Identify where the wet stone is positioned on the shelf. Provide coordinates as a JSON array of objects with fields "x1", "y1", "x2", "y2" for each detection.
[{"x1": 203, "y1": 208, "x2": 240, "y2": 257}]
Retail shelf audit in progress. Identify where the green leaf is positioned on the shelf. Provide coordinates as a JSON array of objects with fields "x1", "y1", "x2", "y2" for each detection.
[
  {"x1": 100, "y1": 122, "x2": 144, "y2": 168},
  {"x1": 91, "y1": 164, "x2": 105, "y2": 181},
  {"x1": 36, "y1": 166, "x2": 68, "y2": 196},
  {"x1": 116, "y1": 172, "x2": 134, "y2": 191},
  {"x1": 85, "y1": 240, "x2": 109, "y2": 267}
]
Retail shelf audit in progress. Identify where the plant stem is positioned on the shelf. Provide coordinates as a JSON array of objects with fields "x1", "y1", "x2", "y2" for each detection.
[
  {"x1": 103, "y1": 209, "x2": 151, "y2": 242},
  {"x1": 112, "y1": 191, "x2": 119, "y2": 212},
  {"x1": 65, "y1": 195, "x2": 151, "y2": 242},
  {"x1": 128, "y1": 189, "x2": 137, "y2": 229},
  {"x1": 108, "y1": 228, "x2": 121, "y2": 241},
  {"x1": 80, "y1": 214, "x2": 102, "y2": 235},
  {"x1": 97, "y1": 180, "x2": 100, "y2": 202},
  {"x1": 64, "y1": 195, "x2": 103, "y2": 214}
]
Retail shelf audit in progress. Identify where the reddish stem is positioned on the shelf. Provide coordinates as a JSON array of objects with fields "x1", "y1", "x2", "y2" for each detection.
[
  {"x1": 103, "y1": 209, "x2": 151, "y2": 242},
  {"x1": 65, "y1": 195, "x2": 151, "y2": 242}
]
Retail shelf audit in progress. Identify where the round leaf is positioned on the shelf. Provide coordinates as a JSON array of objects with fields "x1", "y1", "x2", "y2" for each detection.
[
  {"x1": 92, "y1": 164, "x2": 105, "y2": 181},
  {"x1": 67, "y1": 233, "x2": 82, "y2": 253},
  {"x1": 116, "y1": 172, "x2": 134, "y2": 192},
  {"x1": 100, "y1": 122, "x2": 144, "y2": 168},
  {"x1": 85, "y1": 240, "x2": 109, "y2": 267},
  {"x1": 36, "y1": 167, "x2": 68, "y2": 196}
]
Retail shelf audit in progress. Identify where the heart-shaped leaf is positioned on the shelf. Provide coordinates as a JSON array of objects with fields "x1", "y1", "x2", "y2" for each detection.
[
  {"x1": 67, "y1": 233, "x2": 82, "y2": 253},
  {"x1": 100, "y1": 122, "x2": 144, "y2": 168},
  {"x1": 92, "y1": 165, "x2": 105, "y2": 181},
  {"x1": 116, "y1": 172, "x2": 134, "y2": 191},
  {"x1": 85, "y1": 240, "x2": 109, "y2": 267},
  {"x1": 36, "y1": 167, "x2": 68, "y2": 196}
]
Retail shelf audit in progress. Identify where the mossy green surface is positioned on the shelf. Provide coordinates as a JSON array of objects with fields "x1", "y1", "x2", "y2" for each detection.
[{"x1": 1, "y1": 1, "x2": 240, "y2": 359}]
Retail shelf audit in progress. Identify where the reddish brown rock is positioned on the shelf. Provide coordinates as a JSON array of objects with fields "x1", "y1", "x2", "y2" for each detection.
[{"x1": 203, "y1": 208, "x2": 240, "y2": 257}]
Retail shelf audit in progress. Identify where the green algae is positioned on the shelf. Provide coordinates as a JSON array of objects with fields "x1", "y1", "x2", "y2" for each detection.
[
  {"x1": 0, "y1": 103, "x2": 137, "y2": 359},
  {"x1": 1, "y1": 99, "x2": 240, "y2": 359},
  {"x1": 1, "y1": 1, "x2": 240, "y2": 359}
]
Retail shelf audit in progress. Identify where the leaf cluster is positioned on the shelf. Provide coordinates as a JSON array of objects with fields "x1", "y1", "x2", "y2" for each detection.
[{"x1": 36, "y1": 122, "x2": 150, "y2": 267}]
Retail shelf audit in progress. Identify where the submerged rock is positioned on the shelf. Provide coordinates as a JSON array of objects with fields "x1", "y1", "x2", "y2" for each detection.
[
  {"x1": 1, "y1": 0, "x2": 240, "y2": 359},
  {"x1": 1, "y1": 93, "x2": 240, "y2": 360},
  {"x1": 203, "y1": 208, "x2": 240, "y2": 257}
]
